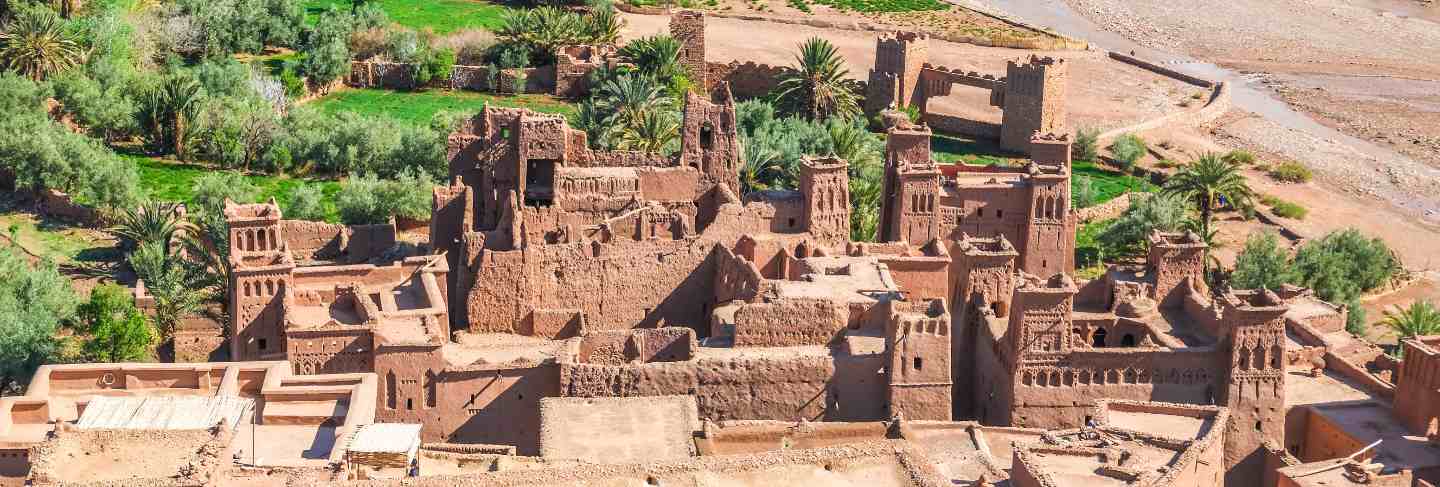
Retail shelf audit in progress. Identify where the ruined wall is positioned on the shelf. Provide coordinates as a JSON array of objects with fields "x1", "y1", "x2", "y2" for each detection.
[
  {"x1": 281, "y1": 220, "x2": 398, "y2": 264},
  {"x1": 670, "y1": 10, "x2": 707, "y2": 90},
  {"x1": 705, "y1": 61, "x2": 789, "y2": 99},
  {"x1": 1393, "y1": 337, "x2": 1440, "y2": 436}
]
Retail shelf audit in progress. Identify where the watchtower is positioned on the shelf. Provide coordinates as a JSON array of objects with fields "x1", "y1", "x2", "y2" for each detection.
[
  {"x1": 880, "y1": 124, "x2": 938, "y2": 243},
  {"x1": 670, "y1": 10, "x2": 707, "y2": 90},
  {"x1": 1216, "y1": 289, "x2": 1288, "y2": 485},
  {"x1": 225, "y1": 198, "x2": 295, "y2": 361},
  {"x1": 885, "y1": 299, "x2": 952, "y2": 420},
  {"x1": 799, "y1": 156, "x2": 851, "y2": 243},
  {"x1": 1001, "y1": 57, "x2": 1067, "y2": 153},
  {"x1": 865, "y1": 32, "x2": 929, "y2": 114}
]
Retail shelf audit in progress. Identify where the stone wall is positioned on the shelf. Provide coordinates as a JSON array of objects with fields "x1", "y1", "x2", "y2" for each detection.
[
  {"x1": 559, "y1": 354, "x2": 839, "y2": 422},
  {"x1": 705, "y1": 61, "x2": 790, "y2": 99}
]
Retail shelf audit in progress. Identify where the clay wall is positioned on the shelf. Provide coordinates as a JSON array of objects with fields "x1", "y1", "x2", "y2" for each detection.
[
  {"x1": 373, "y1": 343, "x2": 559, "y2": 455},
  {"x1": 559, "y1": 354, "x2": 842, "y2": 422},
  {"x1": 999, "y1": 56, "x2": 1067, "y2": 153},
  {"x1": 1009, "y1": 348, "x2": 1221, "y2": 428},
  {"x1": 731, "y1": 298, "x2": 849, "y2": 346},
  {"x1": 1394, "y1": 337, "x2": 1440, "y2": 436},
  {"x1": 874, "y1": 254, "x2": 950, "y2": 302},
  {"x1": 705, "y1": 61, "x2": 790, "y2": 99},
  {"x1": 171, "y1": 317, "x2": 227, "y2": 363},
  {"x1": 281, "y1": 220, "x2": 397, "y2": 264},
  {"x1": 464, "y1": 237, "x2": 718, "y2": 335},
  {"x1": 713, "y1": 245, "x2": 764, "y2": 304},
  {"x1": 287, "y1": 327, "x2": 375, "y2": 375},
  {"x1": 738, "y1": 192, "x2": 808, "y2": 234},
  {"x1": 578, "y1": 328, "x2": 695, "y2": 364}
]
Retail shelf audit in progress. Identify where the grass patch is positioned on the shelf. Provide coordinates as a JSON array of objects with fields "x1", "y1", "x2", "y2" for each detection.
[
  {"x1": 129, "y1": 156, "x2": 344, "y2": 222},
  {"x1": 0, "y1": 208, "x2": 116, "y2": 264},
  {"x1": 1073, "y1": 160, "x2": 1155, "y2": 205},
  {"x1": 1260, "y1": 194, "x2": 1308, "y2": 220},
  {"x1": 931, "y1": 134, "x2": 1023, "y2": 166},
  {"x1": 312, "y1": 88, "x2": 576, "y2": 126},
  {"x1": 305, "y1": 0, "x2": 513, "y2": 33},
  {"x1": 1075, "y1": 218, "x2": 1115, "y2": 278}
]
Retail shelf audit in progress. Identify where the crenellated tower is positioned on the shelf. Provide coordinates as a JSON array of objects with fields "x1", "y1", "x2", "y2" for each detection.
[
  {"x1": 225, "y1": 198, "x2": 296, "y2": 361},
  {"x1": 1216, "y1": 289, "x2": 1288, "y2": 485},
  {"x1": 880, "y1": 124, "x2": 940, "y2": 244},
  {"x1": 864, "y1": 32, "x2": 929, "y2": 115},
  {"x1": 1001, "y1": 56, "x2": 1068, "y2": 153},
  {"x1": 799, "y1": 156, "x2": 851, "y2": 243},
  {"x1": 1019, "y1": 133, "x2": 1075, "y2": 276},
  {"x1": 1147, "y1": 231, "x2": 1208, "y2": 307},
  {"x1": 885, "y1": 299, "x2": 952, "y2": 421},
  {"x1": 949, "y1": 235, "x2": 1018, "y2": 418},
  {"x1": 669, "y1": 10, "x2": 707, "y2": 90}
]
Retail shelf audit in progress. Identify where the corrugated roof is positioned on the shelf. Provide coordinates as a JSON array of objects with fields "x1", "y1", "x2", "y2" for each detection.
[
  {"x1": 76, "y1": 396, "x2": 254, "y2": 431},
  {"x1": 348, "y1": 423, "x2": 423, "y2": 454}
]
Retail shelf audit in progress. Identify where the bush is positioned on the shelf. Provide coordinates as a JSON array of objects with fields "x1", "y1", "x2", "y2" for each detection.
[
  {"x1": 487, "y1": 41, "x2": 532, "y2": 69},
  {"x1": 1072, "y1": 174, "x2": 1099, "y2": 209},
  {"x1": 414, "y1": 47, "x2": 457, "y2": 87},
  {"x1": 1222, "y1": 149, "x2": 1256, "y2": 165},
  {"x1": 1268, "y1": 161, "x2": 1313, "y2": 183},
  {"x1": 348, "y1": 26, "x2": 391, "y2": 61},
  {"x1": 1097, "y1": 192, "x2": 1192, "y2": 256},
  {"x1": 1270, "y1": 199, "x2": 1308, "y2": 220},
  {"x1": 190, "y1": 171, "x2": 258, "y2": 214},
  {"x1": 335, "y1": 170, "x2": 435, "y2": 224},
  {"x1": 1345, "y1": 297, "x2": 1367, "y2": 336},
  {"x1": 277, "y1": 108, "x2": 446, "y2": 177},
  {"x1": 438, "y1": 29, "x2": 498, "y2": 66},
  {"x1": 0, "y1": 245, "x2": 75, "y2": 394},
  {"x1": 1073, "y1": 127, "x2": 1099, "y2": 162},
  {"x1": 1288, "y1": 229, "x2": 1399, "y2": 303},
  {"x1": 284, "y1": 184, "x2": 327, "y2": 221},
  {"x1": 298, "y1": 8, "x2": 354, "y2": 89},
  {"x1": 1231, "y1": 231, "x2": 1289, "y2": 291},
  {"x1": 1107, "y1": 133, "x2": 1147, "y2": 170},
  {"x1": 79, "y1": 283, "x2": 153, "y2": 362}
]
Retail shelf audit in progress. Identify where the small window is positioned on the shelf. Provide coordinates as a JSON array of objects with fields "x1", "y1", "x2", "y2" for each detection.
[
  {"x1": 976, "y1": 208, "x2": 984, "y2": 217},
  {"x1": 1121, "y1": 334, "x2": 1136, "y2": 347},
  {"x1": 258, "y1": 338, "x2": 268, "y2": 350},
  {"x1": 499, "y1": 127, "x2": 511, "y2": 139},
  {"x1": 997, "y1": 209, "x2": 1003, "y2": 218},
  {"x1": 913, "y1": 357, "x2": 923, "y2": 371},
  {"x1": 1255, "y1": 421, "x2": 1263, "y2": 431},
  {"x1": 407, "y1": 398, "x2": 414, "y2": 410},
  {"x1": 788, "y1": 218, "x2": 796, "y2": 228}
]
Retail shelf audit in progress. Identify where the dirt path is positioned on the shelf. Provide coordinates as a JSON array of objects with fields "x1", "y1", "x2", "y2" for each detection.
[{"x1": 620, "y1": 12, "x2": 1195, "y2": 132}]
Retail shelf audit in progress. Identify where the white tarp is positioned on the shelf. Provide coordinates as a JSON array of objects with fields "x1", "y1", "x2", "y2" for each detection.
[
  {"x1": 348, "y1": 423, "x2": 423, "y2": 454},
  {"x1": 76, "y1": 395, "x2": 254, "y2": 431}
]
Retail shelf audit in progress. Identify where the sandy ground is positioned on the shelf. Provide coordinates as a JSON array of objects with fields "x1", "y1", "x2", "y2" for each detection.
[
  {"x1": 1054, "y1": 0, "x2": 1440, "y2": 223},
  {"x1": 620, "y1": 12, "x2": 1194, "y2": 132}
]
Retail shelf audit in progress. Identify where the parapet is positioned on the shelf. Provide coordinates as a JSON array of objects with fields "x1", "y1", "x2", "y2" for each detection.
[
  {"x1": 954, "y1": 234, "x2": 1018, "y2": 257},
  {"x1": 223, "y1": 197, "x2": 282, "y2": 222}
]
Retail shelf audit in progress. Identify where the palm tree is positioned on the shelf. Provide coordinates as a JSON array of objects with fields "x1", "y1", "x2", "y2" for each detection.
[
  {"x1": 740, "y1": 136, "x2": 781, "y2": 194},
  {"x1": 111, "y1": 201, "x2": 191, "y2": 253},
  {"x1": 848, "y1": 161, "x2": 884, "y2": 242},
  {"x1": 583, "y1": 3, "x2": 623, "y2": 46},
  {"x1": 618, "y1": 34, "x2": 682, "y2": 82},
  {"x1": 1382, "y1": 301, "x2": 1440, "y2": 341},
  {"x1": 1162, "y1": 153, "x2": 1254, "y2": 238},
  {"x1": 773, "y1": 37, "x2": 861, "y2": 121},
  {"x1": 827, "y1": 119, "x2": 879, "y2": 167},
  {"x1": 0, "y1": 8, "x2": 83, "y2": 81},
  {"x1": 142, "y1": 74, "x2": 203, "y2": 156},
  {"x1": 613, "y1": 109, "x2": 678, "y2": 155}
]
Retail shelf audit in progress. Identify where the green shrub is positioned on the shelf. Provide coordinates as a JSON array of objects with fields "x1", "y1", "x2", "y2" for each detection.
[
  {"x1": 335, "y1": 169, "x2": 435, "y2": 224},
  {"x1": 1231, "y1": 231, "x2": 1289, "y2": 291},
  {"x1": 191, "y1": 172, "x2": 258, "y2": 214},
  {"x1": 1072, "y1": 174, "x2": 1099, "y2": 209},
  {"x1": 788, "y1": 0, "x2": 813, "y2": 12},
  {"x1": 284, "y1": 184, "x2": 327, "y2": 221},
  {"x1": 1270, "y1": 200, "x2": 1308, "y2": 220},
  {"x1": 1107, "y1": 133, "x2": 1147, "y2": 170},
  {"x1": 1073, "y1": 127, "x2": 1099, "y2": 162},
  {"x1": 1268, "y1": 161, "x2": 1313, "y2": 183},
  {"x1": 1345, "y1": 297, "x2": 1367, "y2": 336},
  {"x1": 1288, "y1": 229, "x2": 1399, "y2": 303},
  {"x1": 1223, "y1": 149, "x2": 1256, "y2": 165},
  {"x1": 1098, "y1": 192, "x2": 1192, "y2": 256}
]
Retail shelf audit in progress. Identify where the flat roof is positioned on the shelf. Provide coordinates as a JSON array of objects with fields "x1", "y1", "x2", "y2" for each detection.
[
  {"x1": 1309, "y1": 401, "x2": 1440, "y2": 470},
  {"x1": 76, "y1": 396, "x2": 254, "y2": 431}
]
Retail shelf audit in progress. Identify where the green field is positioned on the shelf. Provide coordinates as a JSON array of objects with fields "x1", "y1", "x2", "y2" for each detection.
[
  {"x1": 130, "y1": 156, "x2": 344, "y2": 222},
  {"x1": 305, "y1": 0, "x2": 513, "y2": 34},
  {"x1": 312, "y1": 88, "x2": 577, "y2": 125},
  {"x1": 930, "y1": 134, "x2": 1025, "y2": 166},
  {"x1": 1074, "y1": 218, "x2": 1115, "y2": 279}
]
